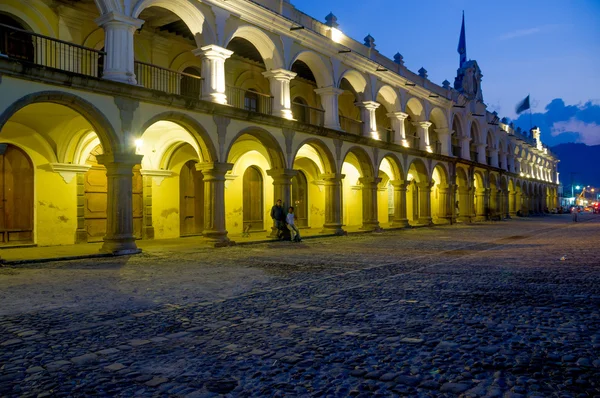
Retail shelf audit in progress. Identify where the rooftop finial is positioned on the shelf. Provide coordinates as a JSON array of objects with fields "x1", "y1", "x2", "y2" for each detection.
[
  {"x1": 457, "y1": 11, "x2": 467, "y2": 67},
  {"x1": 364, "y1": 34, "x2": 375, "y2": 48},
  {"x1": 325, "y1": 12, "x2": 338, "y2": 28}
]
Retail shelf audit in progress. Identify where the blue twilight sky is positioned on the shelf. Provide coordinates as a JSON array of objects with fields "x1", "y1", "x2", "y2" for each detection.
[{"x1": 292, "y1": 0, "x2": 600, "y2": 146}]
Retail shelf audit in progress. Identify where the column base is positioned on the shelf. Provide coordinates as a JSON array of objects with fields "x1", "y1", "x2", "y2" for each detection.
[
  {"x1": 279, "y1": 109, "x2": 294, "y2": 120},
  {"x1": 102, "y1": 71, "x2": 137, "y2": 85},
  {"x1": 360, "y1": 222, "x2": 382, "y2": 232},
  {"x1": 203, "y1": 93, "x2": 227, "y2": 105},
  {"x1": 203, "y1": 230, "x2": 234, "y2": 247},
  {"x1": 391, "y1": 219, "x2": 409, "y2": 228},
  {"x1": 320, "y1": 225, "x2": 346, "y2": 236},
  {"x1": 100, "y1": 236, "x2": 140, "y2": 255},
  {"x1": 416, "y1": 217, "x2": 433, "y2": 226},
  {"x1": 433, "y1": 217, "x2": 451, "y2": 225},
  {"x1": 401, "y1": 139, "x2": 410, "y2": 148}
]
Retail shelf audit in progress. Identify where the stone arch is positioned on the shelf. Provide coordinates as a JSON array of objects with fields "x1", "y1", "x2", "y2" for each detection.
[
  {"x1": 469, "y1": 119, "x2": 482, "y2": 143},
  {"x1": 225, "y1": 127, "x2": 285, "y2": 170},
  {"x1": 405, "y1": 97, "x2": 425, "y2": 121},
  {"x1": 429, "y1": 107, "x2": 448, "y2": 129},
  {"x1": 451, "y1": 113, "x2": 466, "y2": 137},
  {"x1": 291, "y1": 138, "x2": 336, "y2": 175},
  {"x1": 375, "y1": 85, "x2": 400, "y2": 112},
  {"x1": 341, "y1": 146, "x2": 374, "y2": 178},
  {"x1": 138, "y1": 112, "x2": 217, "y2": 166},
  {"x1": 0, "y1": 1, "x2": 56, "y2": 37},
  {"x1": 225, "y1": 25, "x2": 284, "y2": 70},
  {"x1": 378, "y1": 153, "x2": 404, "y2": 182},
  {"x1": 0, "y1": 91, "x2": 119, "y2": 154},
  {"x1": 431, "y1": 162, "x2": 449, "y2": 185},
  {"x1": 431, "y1": 162, "x2": 451, "y2": 223},
  {"x1": 338, "y1": 69, "x2": 369, "y2": 100},
  {"x1": 407, "y1": 157, "x2": 429, "y2": 183},
  {"x1": 288, "y1": 51, "x2": 334, "y2": 88},
  {"x1": 132, "y1": 0, "x2": 212, "y2": 47}
]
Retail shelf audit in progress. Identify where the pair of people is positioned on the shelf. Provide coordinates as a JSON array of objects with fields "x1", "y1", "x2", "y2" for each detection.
[{"x1": 270, "y1": 199, "x2": 301, "y2": 242}]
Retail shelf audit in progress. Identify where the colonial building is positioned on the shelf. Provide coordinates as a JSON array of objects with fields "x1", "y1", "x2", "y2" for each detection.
[{"x1": 0, "y1": 0, "x2": 559, "y2": 253}]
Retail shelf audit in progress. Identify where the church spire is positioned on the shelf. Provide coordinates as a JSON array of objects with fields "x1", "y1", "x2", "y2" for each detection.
[{"x1": 457, "y1": 11, "x2": 467, "y2": 67}]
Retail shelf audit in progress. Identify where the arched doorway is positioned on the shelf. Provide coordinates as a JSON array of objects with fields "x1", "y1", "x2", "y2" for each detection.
[
  {"x1": 84, "y1": 145, "x2": 143, "y2": 242},
  {"x1": 243, "y1": 166, "x2": 263, "y2": 231},
  {"x1": 180, "y1": 160, "x2": 204, "y2": 236},
  {"x1": 0, "y1": 144, "x2": 33, "y2": 245},
  {"x1": 291, "y1": 170, "x2": 308, "y2": 227}
]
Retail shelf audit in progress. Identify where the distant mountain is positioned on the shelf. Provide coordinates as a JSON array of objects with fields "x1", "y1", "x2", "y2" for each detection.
[{"x1": 551, "y1": 143, "x2": 600, "y2": 188}]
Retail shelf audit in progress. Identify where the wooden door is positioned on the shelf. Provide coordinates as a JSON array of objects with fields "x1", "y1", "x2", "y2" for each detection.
[
  {"x1": 292, "y1": 171, "x2": 308, "y2": 227},
  {"x1": 243, "y1": 166, "x2": 263, "y2": 230},
  {"x1": 0, "y1": 144, "x2": 33, "y2": 244},
  {"x1": 179, "y1": 160, "x2": 204, "y2": 236},
  {"x1": 84, "y1": 145, "x2": 142, "y2": 242}
]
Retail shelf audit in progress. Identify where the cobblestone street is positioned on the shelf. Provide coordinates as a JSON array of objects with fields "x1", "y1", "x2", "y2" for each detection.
[{"x1": 1, "y1": 215, "x2": 599, "y2": 397}]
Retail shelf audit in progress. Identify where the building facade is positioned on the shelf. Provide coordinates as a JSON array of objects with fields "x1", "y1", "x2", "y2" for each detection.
[{"x1": 0, "y1": 0, "x2": 559, "y2": 253}]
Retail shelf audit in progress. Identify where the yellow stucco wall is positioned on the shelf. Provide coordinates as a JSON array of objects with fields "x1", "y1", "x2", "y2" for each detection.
[{"x1": 341, "y1": 163, "x2": 362, "y2": 227}]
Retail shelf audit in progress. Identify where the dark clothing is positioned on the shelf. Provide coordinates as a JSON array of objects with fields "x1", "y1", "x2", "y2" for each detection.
[{"x1": 270, "y1": 205, "x2": 285, "y2": 222}]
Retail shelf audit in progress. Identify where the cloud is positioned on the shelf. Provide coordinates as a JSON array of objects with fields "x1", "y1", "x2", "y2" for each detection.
[
  {"x1": 551, "y1": 119, "x2": 600, "y2": 145},
  {"x1": 513, "y1": 98, "x2": 600, "y2": 146},
  {"x1": 499, "y1": 27, "x2": 542, "y2": 40}
]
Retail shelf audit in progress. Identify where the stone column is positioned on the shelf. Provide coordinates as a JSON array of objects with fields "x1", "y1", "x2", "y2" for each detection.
[
  {"x1": 434, "y1": 128, "x2": 451, "y2": 156},
  {"x1": 457, "y1": 186, "x2": 471, "y2": 222},
  {"x1": 475, "y1": 188, "x2": 488, "y2": 220},
  {"x1": 194, "y1": 44, "x2": 232, "y2": 105},
  {"x1": 387, "y1": 112, "x2": 409, "y2": 147},
  {"x1": 390, "y1": 180, "x2": 409, "y2": 227},
  {"x1": 359, "y1": 177, "x2": 381, "y2": 231},
  {"x1": 437, "y1": 184, "x2": 451, "y2": 223},
  {"x1": 266, "y1": 168, "x2": 297, "y2": 237},
  {"x1": 476, "y1": 143, "x2": 487, "y2": 164},
  {"x1": 489, "y1": 149, "x2": 499, "y2": 167},
  {"x1": 196, "y1": 162, "x2": 233, "y2": 246},
  {"x1": 509, "y1": 191, "x2": 517, "y2": 217},
  {"x1": 355, "y1": 101, "x2": 380, "y2": 138},
  {"x1": 321, "y1": 173, "x2": 345, "y2": 235},
  {"x1": 96, "y1": 153, "x2": 143, "y2": 254},
  {"x1": 460, "y1": 136, "x2": 471, "y2": 160},
  {"x1": 263, "y1": 69, "x2": 297, "y2": 120},
  {"x1": 416, "y1": 182, "x2": 433, "y2": 225},
  {"x1": 314, "y1": 86, "x2": 344, "y2": 130},
  {"x1": 414, "y1": 121, "x2": 432, "y2": 152},
  {"x1": 95, "y1": 12, "x2": 143, "y2": 84}
]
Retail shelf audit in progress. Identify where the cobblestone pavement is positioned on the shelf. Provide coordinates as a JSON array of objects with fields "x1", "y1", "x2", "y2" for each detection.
[{"x1": 1, "y1": 214, "x2": 599, "y2": 397}]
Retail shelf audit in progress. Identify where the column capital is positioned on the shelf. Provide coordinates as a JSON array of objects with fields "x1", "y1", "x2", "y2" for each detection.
[
  {"x1": 358, "y1": 176, "x2": 382, "y2": 186},
  {"x1": 414, "y1": 121, "x2": 432, "y2": 129},
  {"x1": 321, "y1": 173, "x2": 345, "y2": 182},
  {"x1": 96, "y1": 153, "x2": 143, "y2": 169},
  {"x1": 194, "y1": 44, "x2": 233, "y2": 60},
  {"x1": 266, "y1": 168, "x2": 298, "y2": 181},
  {"x1": 387, "y1": 111, "x2": 409, "y2": 121},
  {"x1": 95, "y1": 11, "x2": 143, "y2": 29},
  {"x1": 262, "y1": 68, "x2": 297, "y2": 81},
  {"x1": 434, "y1": 127, "x2": 450, "y2": 135},
  {"x1": 417, "y1": 181, "x2": 434, "y2": 189},
  {"x1": 196, "y1": 162, "x2": 233, "y2": 180},
  {"x1": 390, "y1": 179, "x2": 407, "y2": 189},
  {"x1": 314, "y1": 86, "x2": 344, "y2": 96},
  {"x1": 459, "y1": 135, "x2": 471, "y2": 142},
  {"x1": 356, "y1": 101, "x2": 380, "y2": 111},
  {"x1": 476, "y1": 143, "x2": 487, "y2": 149}
]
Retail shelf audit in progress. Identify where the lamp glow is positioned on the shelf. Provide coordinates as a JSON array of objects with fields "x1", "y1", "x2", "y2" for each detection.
[{"x1": 330, "y1": 27, "x2": 343, "y2": 43}]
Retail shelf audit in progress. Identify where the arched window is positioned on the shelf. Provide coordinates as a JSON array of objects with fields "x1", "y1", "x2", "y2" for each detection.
[
  {"x1": 244, "y1": 89, "x2": 259, "y2": 113},
  {"x1": 181, "y1": 67, "x2": 201, "y2": 99},
  {"x1": 291, "y1": 170, "x2": 308, "y2": 227},
  {"x1": 243, "y1": 166, "x2": 263, "y2": 230},
  {"x1": 292, "y1": 97, "x2": 308, "y2": 124},
  {"x1": 0, "y1": 144, "x2": 33, "y2": 244},
  {"x1": 0, "y1": 13, "x2": 34, "y2": 62}
]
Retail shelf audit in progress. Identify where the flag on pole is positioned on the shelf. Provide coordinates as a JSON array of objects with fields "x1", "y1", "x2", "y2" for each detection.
[
  {"x1": 457, "y1": 11, "x2": 467, "y2": 67},
  {"x1": 515, "y1": 95, "x2": 530, "y2": 114}
]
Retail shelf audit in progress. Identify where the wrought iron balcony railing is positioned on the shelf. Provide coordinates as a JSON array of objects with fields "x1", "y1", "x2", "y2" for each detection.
[
  {"x1": 134, "y1": 61, "x2": 202, "y2": 98},
  {"x1": 0, "y1": 22, "x2": 105, "y2": 77},
  {"x1": 339, "y1": 115, "x2": 363, "y2": 135},
  {"x1": 291, "y1": 101, "x2": 324, "y2": 127},
  {"x1": 226, "y1": 85, "x2": 273, "y2": 116}
]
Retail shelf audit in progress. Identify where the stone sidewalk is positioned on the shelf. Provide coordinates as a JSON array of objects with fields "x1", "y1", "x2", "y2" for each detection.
[{"x1": 0, "y1": 214, "x2": 598, "y2": 397}]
